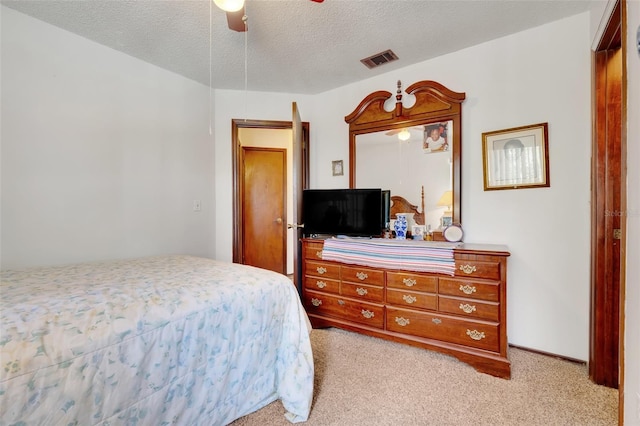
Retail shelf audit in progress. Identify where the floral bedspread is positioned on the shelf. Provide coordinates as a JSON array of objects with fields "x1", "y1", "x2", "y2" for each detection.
[{"x1": 0, "y1": 255, "x2": 313, "y2": 425}]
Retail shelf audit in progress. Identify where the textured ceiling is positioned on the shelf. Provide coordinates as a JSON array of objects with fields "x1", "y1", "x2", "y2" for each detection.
[{"x1": 2, "y1": 0, "x2": 598, "y2": 94}]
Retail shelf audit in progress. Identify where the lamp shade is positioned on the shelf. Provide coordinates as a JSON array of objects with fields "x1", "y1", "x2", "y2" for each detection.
[
  {"x1": 437, "y1": 190, "x2": 453, "y2": 208},
  {"x1": 213, "y1": 0, "x2": 245, "y2": 12}
]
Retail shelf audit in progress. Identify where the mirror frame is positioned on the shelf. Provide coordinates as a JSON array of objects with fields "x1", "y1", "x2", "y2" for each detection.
[{"x1": 345, "y1": 80, "x2": 466, "y2": 224}]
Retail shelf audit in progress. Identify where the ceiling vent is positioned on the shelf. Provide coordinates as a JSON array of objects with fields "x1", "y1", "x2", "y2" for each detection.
[{"x1": 360, "y1": 49, "x2": 399, "y2": 69}]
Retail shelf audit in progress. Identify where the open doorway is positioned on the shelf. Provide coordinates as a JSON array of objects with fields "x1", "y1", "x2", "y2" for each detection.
[{"x1": 231, "y1": 119, "x2": 310, "y2": 280}]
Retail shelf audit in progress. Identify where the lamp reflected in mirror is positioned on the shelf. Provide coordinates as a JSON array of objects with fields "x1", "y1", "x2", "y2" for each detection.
[
  {"x1": 437, "y1": 190, "x2": 453, "y2": 228},
  {"x1": 213, "y1": 0, "x2": 245, "y2": 12}
]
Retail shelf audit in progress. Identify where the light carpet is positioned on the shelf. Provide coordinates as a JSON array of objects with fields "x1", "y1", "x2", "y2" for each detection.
[{"x1": 231, "y1": 328, "x2": 617, "y2": 426}]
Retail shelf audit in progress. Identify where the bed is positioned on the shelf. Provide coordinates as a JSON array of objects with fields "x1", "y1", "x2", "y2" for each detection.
[
  {"x1": 390, "y1": 186, "x2": 425, "y2": 225},
  {"x1": 0, "y1": 255, "x2": 314, "y2": 425}
]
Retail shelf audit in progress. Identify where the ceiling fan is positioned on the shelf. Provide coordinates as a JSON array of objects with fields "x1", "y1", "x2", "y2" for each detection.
[
  {"x1": 215, "y1": 0, "x2": 324, "y2": 33},
  {"x1": 385, "y1": 126, "x2": 425, "y2": 141}
]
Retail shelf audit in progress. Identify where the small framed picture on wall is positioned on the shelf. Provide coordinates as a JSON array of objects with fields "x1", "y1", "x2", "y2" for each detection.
[{"x1": 332, "y1": 160, "x2": 344, "y2": 176}]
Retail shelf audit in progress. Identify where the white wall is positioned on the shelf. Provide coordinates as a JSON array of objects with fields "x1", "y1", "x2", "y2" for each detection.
[{"x1": 1, "y1": 7, "x2": 215, "y2": 268}]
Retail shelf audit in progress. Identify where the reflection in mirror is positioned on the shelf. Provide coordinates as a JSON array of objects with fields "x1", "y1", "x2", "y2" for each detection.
[
  {"x1": 356, "y1": 120, "x2": 453, "y2": 231},
  {"x1": 345, "y1": 80, "x2": 465, "y2": 228}
]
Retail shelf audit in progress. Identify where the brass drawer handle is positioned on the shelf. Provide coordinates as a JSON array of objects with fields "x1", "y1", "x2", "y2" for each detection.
[
  {"x1": 356, "y1": 287, "x2": 368, "y2": 296},
  {"x1": 361, "y1": 309, "x2": 375, "y2": 319},
  {"x1": 395, "y1": 317, "x2": 410, "y2": 326},
  {"x1": 311, "y1": 298, "x2": 322, "y2": 307},
  {"x1": 315, "y1": 280, "x2": 327, "y2": 289},
  {"x1": 466, "y1": 329, "x2": 486, "y2": 340},
  {"x1": 356, "y1": 271, "x2": 368, "y2": 281},
  {"x1": 315, "y1": 250, "x2": 323, "y2": 258},
  {"x1": 459, "y1": 264, "x2": 477, "y2": 274},
  {"x1": 402, "y1": 294, "x2": 417, "y2": 304},
  {"x1": 316, "y1": 266, "x2": 327, "y2": 274},
  {"x1": 338, "y1": 299, "x2": 345, "y2": 306},
  {"x1": 459, "y1": 284, "x2": 477, "y2": 295},
  {"x1": 459, "y1": 303, "x2": 476, "y2": 314},
  {"x1": 403, "y1": 278, "x2": 417, "y2": 287},
  {"x1": 432, "y1": 318, "x2": 442, "y2": 325}
]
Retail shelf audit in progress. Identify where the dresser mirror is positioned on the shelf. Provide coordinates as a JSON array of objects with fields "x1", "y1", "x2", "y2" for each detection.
[{"x1": 345, "y1": 80, "x2": 466, "y2": 229}]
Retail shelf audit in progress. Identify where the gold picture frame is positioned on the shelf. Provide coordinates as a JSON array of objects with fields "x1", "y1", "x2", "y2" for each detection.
[{"x1": 482, "y1": 122, "x2": 550, "y2": 190}]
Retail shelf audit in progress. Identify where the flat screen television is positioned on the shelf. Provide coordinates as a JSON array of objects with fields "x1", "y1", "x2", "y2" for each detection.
[
  {"x1": 302, "y1": 188, "x2": 387, "y2": 237},
  {"x1": 381, "y1": 190, "x2": 391, "y2": 230}
]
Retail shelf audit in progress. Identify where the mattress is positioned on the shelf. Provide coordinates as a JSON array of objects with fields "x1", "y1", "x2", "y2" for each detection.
[{"x1": 0, "y1": 255, "x2": 313, "y2": 425}]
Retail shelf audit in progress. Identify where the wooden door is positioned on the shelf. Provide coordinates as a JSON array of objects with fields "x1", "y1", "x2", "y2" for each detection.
[
  {"x1": 241, "y1": 147, "x2": 287, "y2": 274},
  {"x1": 291, "y1": 103, "x2": 304, "y2": 289},
  {"x1": 590, "y1": 0, "x2": 625, "y2": 390}
]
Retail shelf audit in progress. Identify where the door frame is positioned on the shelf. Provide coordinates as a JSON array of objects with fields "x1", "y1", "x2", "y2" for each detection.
[
  {"x1": 590, "y1": 0, "x2": 627, "y2": 416},
  {"x1": 231, "y1": 119, "x2": 310, "y2": 270}
]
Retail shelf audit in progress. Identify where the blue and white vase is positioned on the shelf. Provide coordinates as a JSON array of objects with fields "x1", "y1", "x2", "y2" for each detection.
[{"x1": 394, "y1": 213, "x2": 408, "y2": 240}]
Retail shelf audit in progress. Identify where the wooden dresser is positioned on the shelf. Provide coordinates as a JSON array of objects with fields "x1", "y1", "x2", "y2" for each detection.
[{"x1": 301, "y1": 238, "x2": 511, "y2": 378}]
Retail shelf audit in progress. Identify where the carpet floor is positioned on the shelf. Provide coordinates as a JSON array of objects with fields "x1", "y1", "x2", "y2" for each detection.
[{"x1": 231, "y1": 328, "x2": 617, "y2": 426}]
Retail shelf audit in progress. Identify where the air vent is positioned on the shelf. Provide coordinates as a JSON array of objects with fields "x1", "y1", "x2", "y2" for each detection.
[{"x1": 360, "y1": 49, "x2": 399, "y2": 69}]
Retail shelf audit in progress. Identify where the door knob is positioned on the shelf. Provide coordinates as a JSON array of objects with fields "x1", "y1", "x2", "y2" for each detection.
[{"x1": 275, "y1": 218, "x2": 283, "y2": 224}]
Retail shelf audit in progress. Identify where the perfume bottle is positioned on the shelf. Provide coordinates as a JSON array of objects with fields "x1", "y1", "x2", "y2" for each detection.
[{"x1": 425, "y1": 224, "x2": 433, "y2": 241}]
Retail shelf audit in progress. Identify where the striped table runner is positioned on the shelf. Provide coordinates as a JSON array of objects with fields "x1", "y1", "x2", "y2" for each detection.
[{"x1": 321, "y1": 238, "x2": 459, "y2": 276}]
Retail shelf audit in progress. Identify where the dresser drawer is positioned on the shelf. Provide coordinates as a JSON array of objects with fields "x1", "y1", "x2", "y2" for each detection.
[
  {"x1": 305, "y1": 260, "x2": 340, "y2": 280},
  {"x1": 341, "y1": 282, "x2": 384, "y2": 302},
  {"x1": 387, "y1": 288, "x2": 437, "y2": 310},
  {"x1": 438, "y1": 295, "x2": 499, "y2": 322},
  {"x1": 454, "y1": 259, "x2": 501, "y2": 280},
  {"x1": 439, "y1": 277, "x2": 499, "y2": 302},
  {"x1": 304, "y1": 241, "x2": 325, "y2": 260},
  {"x1": 341, "y1": 265, "x2": 385, "y2": 286},
  {"x1": 386, "y1": 307, "x2": 499, "y2": 352},
  {"x1": 387, "y1": 271, "x2": 437, "y2": 292},
  {"x1": 304, "y1": 291, "x2": 384, "y2": 328},
  {"x1": 304, "y1": 276, "x2": 340, "y2": 294}
]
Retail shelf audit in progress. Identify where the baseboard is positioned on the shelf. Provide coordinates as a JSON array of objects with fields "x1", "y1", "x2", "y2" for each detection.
[{"x1": 508, "y1": 343, "x2": 586, "y2": 365}]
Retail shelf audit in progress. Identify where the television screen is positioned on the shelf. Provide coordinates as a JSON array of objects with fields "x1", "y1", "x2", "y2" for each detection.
[
  {"x1": 381, "y1": 190, "x2": 391, "y2": 230},
  {"x1": 303, "y1": 188, "x2": 384, "y2": 237}
]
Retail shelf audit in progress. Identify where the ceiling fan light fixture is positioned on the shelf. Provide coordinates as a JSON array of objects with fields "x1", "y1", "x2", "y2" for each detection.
[
  {"x1": 213, "y1": 0, "x2": 245, "y2": 12},
  {"x1": 398, "y1": 129, "x2": 411, "y2": 141}
]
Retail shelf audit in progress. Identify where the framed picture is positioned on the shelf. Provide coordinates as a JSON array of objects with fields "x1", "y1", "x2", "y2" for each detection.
[
  {"x1": 332, "y1": 160, "x2": 344, "y2": 176},
  {"x1": 411, "y1": 225, "x2": 425, "y2": 239},
  {"x1": 422, "y1": 120, "x2": 453, "y2": 154},
  {"x1": 482, "y1": 122, "x2": 550, "y2": 190}
]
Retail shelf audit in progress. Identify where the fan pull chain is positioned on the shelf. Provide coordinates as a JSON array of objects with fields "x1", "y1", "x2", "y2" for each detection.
[
  {"x1": 209, "y1": 0, "x2": 213, "y2": 135},
  {"x1": 243, "y1": 11, "x2": 248, "y2": 122}
]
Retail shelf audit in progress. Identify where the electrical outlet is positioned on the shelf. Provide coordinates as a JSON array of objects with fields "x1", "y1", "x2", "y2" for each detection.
[{"x1": 193, "y1": 200, "x2": 201, "y2": 212}]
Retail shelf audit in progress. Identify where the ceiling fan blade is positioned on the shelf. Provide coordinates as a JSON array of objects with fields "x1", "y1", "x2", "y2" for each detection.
[
  {"x1": 226, "y1": 7, "x2": 246, "y2": 32},
  {"x1": 385, "y1": 126, "x2": 424, "y2": 136}
]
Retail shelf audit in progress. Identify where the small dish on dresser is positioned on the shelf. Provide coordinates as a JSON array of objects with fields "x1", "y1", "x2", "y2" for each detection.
[{"x1": 443, "y1": 223, "x2": 464, "y2": 242}]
